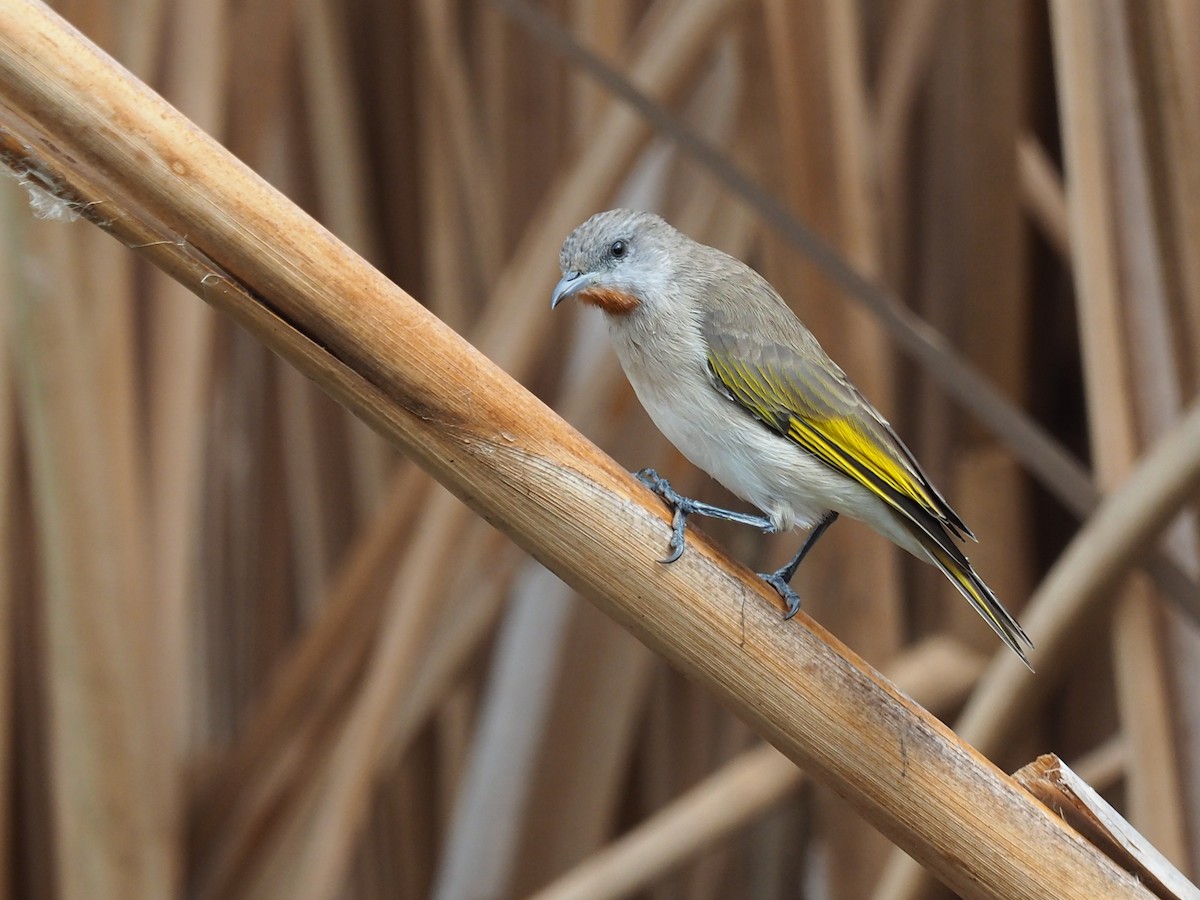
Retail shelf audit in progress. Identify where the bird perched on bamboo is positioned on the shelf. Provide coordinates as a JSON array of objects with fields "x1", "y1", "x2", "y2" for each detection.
[{"x1": 551, "y1": 208, "x2": 1033, "y2": 667}]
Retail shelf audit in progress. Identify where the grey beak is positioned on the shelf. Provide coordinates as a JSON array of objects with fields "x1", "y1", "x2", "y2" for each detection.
[{"x1": 551, "y1": 270, "x2": 593, "y2": 309}]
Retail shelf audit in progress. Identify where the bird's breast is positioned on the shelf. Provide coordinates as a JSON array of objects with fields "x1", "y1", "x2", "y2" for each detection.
[{"x1": 608, "y1": 330, "x2": 814, "y2": 530}]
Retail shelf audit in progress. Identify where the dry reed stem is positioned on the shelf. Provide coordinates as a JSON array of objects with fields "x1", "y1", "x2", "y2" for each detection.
[
  {"x1": 0, "y1": 3, "x2": 1157, "y2": 897},
  {"x1": 381, "y1": 525, "x2": 516, "y2": 760},
  {"x1": 1155, "y1": 0, "x2": 1200, "y2": 379},
  {"x1": 876, "y1": 393, "x2": 1200, "y2": 898},
  {"x1": 0, "y1": 169, "x2": 16, "y2": 900},
  {"x1": 144, "y1": 0, "x2": 227, "y2": 804},
  {"x1": 567, "y1": 0, "x2": 627, "y2": 141},
  {"x1": 116, "y1": 0, "x2": 164, "y2": 82},
  {"x1": 1137, "y1": 3, "x2": 1200, "y2": 868},
  {"x1": 232, "y1": 498, "x2": 482, "y2": 900},
  {"x1": 824, "y1": 0, "x2": 879, "y2": 278},
  {"x1": 415, "y1": 0, "x2": 502, "y2": 280},
  {"x1": 197, "y1": 482, "x2": 445, "y2": 897},
  {"x1": 224, "y1": 0, "x2": 296, "y2": 163},
  {"x1": 533, "y1": 742, "x2": 802, "y2": 900},
  {"x1": 893, "y1": 396, "x2": 1200, "y2": 900},
  {"x1": 1106, "y1": 4, "x2": 1200, "y2": 866},
  {"x1": 936, "y1": 3, "x2": 1033, "y2": 657},
  {"x1": 1053, "y1": 0, "x2": 1187, "y2": 867},
  {"x1": 469, "y1": 334, "x2": 672, "y2": 892},
  {"x1": 779, "y1": 4, "x2": 902, "y2": 892},
  {"x1": 277, "y1": 367, "x2": 338, "y2": 616},
  {"x1": 298, "y1": 0, "x2": 394, "y2": 513},
  {"x1": 432, "y1": 296, "x2": 657, "y2": 896},
  {"x1": 190, "y1": 464, "x2": 425, "y2": 864},
  {"x1": 431, "y1": 571, "x2": 583, "y2": 900},
  {"x1": 297, "y1": 0, "x2": 380, "y2": 267},
  {"x1": 1016, "y1": 134, "x2": 1071, "y2": 260},
  {"x1": 418, "y1": 44, "x2": 471, "y2": 330},
  {"x1": 875, "y1": 0, "x2": 943, "y2": 286},
  {"x1": 531, "y1": 637, "x2": 986, "y2": 900},
  {"x1": 760, "y1": 0, "x2": 804, "y2": 215},
  {"x1": 509, "y1": 607, "x2": 658, "y2": 895},
  {"x1": 1015, "y1": 755, "x2": 1200, "y2": 900},
  {"x1": 12, "y1": 219, "x2": 168, "y2": 898}
]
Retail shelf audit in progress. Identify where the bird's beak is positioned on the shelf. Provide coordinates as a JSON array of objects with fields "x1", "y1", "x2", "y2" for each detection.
[{"x1": 551, "y1": 270, "x2": 594, "y2": 309}]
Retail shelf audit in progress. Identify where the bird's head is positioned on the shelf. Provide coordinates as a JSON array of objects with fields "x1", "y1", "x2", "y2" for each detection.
[{"x1": 551, "y1": 209, "x2": 679, "y2": 317}]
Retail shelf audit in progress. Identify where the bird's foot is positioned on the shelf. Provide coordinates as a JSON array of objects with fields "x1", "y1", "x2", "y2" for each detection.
[
  {"x1": 759, "y1": 568, "x2": 803, "y2": 620},
  {"x1": 634, "y1": 467, "x2": 671, "y2": 496},
  {"x1": 634, "y1": 467, "x2": 778, "y2": 564},
  {"x1": 634, "y1": 468, "x2": 696, "y2": 564}
]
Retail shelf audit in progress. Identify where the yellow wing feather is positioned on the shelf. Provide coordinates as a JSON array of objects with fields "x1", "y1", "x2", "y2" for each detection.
[{"x1": 707, "y1": 352, "x2": 940, "y2": 528}]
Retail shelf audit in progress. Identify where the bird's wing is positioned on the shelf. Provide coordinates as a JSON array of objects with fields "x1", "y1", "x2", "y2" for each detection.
[
  {"x1": 702, "y1": 304, "x2": 973, "y2": 550},
  {"x1": 702, "y1": 299, "x2": 1032, "y2": 663}
]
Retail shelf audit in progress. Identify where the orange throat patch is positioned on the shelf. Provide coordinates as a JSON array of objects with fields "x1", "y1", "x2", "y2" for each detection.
[{"x1": 576, "y1": 286, "x2": 641, "y2": 316}]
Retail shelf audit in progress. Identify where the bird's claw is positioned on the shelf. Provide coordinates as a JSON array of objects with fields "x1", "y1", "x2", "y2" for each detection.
[
  {"x1": 759, "y1": 570, "x2": 803, "y2": 619},
  {"x1": 634, "y1": 467, "x2": 668, "y2": 494},
  {"x1": 659, "y1": 504, "x2": 688, "y2": 564},
  {"x1": 634, "y1": 468, "x2": 692, "y2": 564}
]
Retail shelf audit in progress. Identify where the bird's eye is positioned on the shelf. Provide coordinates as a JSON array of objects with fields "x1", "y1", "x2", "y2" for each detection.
[{"x1": 609, "y1": 239, "x2": 628, "y2": 259}]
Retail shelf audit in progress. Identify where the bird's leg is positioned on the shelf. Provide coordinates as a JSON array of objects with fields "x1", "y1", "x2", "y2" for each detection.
[
  {"x1": 759, "y1": 512, "x2": 839, "y2": 619},
  {"x1": 634, "y1": 468, "x2": 775, "y2": 564}
]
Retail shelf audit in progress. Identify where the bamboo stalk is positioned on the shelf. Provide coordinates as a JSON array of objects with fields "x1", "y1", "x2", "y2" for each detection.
[{"x1": 0, "y1": 4, "x2": 1160, "y2": 897}]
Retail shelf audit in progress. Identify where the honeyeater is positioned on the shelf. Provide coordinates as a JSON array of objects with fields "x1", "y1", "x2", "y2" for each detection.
[{"x1": 551, "y1": 208, "x2": 1033, "y2": 667}]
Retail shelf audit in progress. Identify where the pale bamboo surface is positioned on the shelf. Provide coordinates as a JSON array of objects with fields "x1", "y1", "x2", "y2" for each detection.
[{"x1": 1, "y1": 1, "x2": 1199, "y2": 899}]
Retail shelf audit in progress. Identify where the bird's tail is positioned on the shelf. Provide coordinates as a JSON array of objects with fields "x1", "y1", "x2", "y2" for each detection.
[{"x1": 912, "y1": 528, "x2": 1034, "y2": 670}]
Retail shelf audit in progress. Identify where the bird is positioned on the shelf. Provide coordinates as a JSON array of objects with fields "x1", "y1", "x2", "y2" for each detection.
[{"x1": 551, "y1": 208, "x2": 1033, "y2": 667}]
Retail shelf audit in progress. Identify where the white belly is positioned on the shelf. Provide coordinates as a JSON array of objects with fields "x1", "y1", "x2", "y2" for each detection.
[{"x1": 624, "y1": 359, "x2": 867, "y2": 528}]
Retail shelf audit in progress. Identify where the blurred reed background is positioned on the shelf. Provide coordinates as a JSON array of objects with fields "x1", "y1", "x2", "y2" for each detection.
[{"x1": 2, "y1": 0, "x2": 1199, "y2": 897}]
